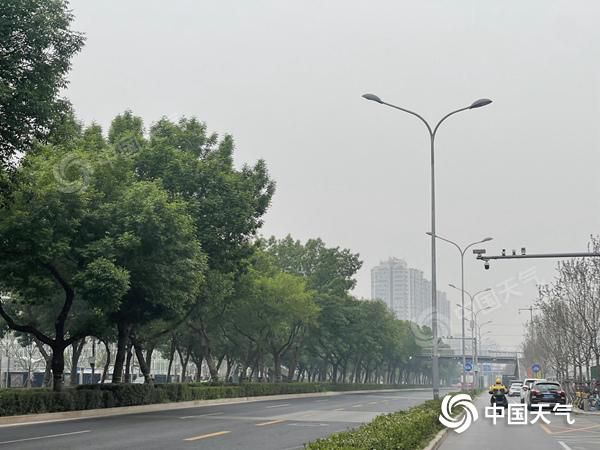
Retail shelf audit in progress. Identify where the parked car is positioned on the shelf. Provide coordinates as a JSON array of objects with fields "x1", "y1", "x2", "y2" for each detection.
[
  {"x1": 520, "y1": 377, "x2": 546, "y2": 403},
  {"x1": 527, "y1": 380, "x2": 566, "y2": 410},
  {"x1": 509, "y1": 381, "x2": 523, "y2": 397}
]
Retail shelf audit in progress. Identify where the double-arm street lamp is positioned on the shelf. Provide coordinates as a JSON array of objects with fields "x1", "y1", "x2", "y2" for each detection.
[
  {"x1": 429, "y1": 234, "x2": 493, "y2": 390},
  {"x1": 461, "y1": 304, "x2": 492, "y2": 386},
  {"x1": 362, "y1": 94, "x2": 492, "y2": 399}
]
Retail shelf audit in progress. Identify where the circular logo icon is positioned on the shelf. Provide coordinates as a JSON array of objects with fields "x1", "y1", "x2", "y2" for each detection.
[
  {"x1": 465, "y1": 362, "x2": 473, "y2": 372},
  {"x1": 439, "y1": 393, "x2": 478, "y2": 434},
  {"x1": 532, "y1": 363, "x2": 541, "y2": 373}
]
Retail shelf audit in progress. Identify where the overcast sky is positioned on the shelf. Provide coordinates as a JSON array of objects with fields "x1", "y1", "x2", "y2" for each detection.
[{"x1": 66, "y1": 0, "x2": 600, "y2": 350}]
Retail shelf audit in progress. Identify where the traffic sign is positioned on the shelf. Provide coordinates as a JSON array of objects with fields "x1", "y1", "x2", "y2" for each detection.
[
  {"x1": 465, "y1": 362, "x2": 473, "y2": 372},
  {"x1": 532, "y1": 363, "x2": 541, "y2": 373}
]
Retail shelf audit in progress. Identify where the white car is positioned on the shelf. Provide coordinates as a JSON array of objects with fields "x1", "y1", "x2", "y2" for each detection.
[
  {"x1": 509, "y1": 382, "x2": 523, "y2": 397},
  {"x1": 520, "y1": 378, "x2": 546, "y2": 403}
]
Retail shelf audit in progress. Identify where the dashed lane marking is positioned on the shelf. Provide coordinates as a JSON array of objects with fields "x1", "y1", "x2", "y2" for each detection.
[
  {"x1": 0, "y1": 430, "x2": 91, "y2": 445},
  {"x1": 183, "y1": 431, "x2": 231, "y2": 441},
  {"x1": 180, "y1": 412, "x2": 224, "y2": 419},
  {"x1": 256, "y1": 419, "x2": 286, "y2": 427}
]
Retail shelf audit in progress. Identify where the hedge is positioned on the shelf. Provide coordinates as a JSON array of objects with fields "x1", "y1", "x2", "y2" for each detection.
[
  {"x1": 306, "y1": 399, "x2": 444, "y2": 450},
  {"x1": 0, "y1": 383, "x2": 427, "y2": 417},
  {"x1": 306, "y1": 390, "x2": 480, "y2": 450}
]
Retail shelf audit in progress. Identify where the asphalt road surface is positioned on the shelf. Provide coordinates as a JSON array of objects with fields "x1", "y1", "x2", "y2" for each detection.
[
  {"x1": 439, "y1": 394, "x2": 600, "y2": 450},
  {"x1": 0, "y1": 388, "x2": 447, "y2": 450}
]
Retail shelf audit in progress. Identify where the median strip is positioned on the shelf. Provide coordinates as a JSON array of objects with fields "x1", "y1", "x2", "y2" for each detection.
[{"x1": 183, "y1": 431, "x2": 231, "y2": 441}]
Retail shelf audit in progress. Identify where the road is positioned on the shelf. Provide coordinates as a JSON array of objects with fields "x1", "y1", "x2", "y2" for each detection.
[
  {"x1": 0, "y1": 388, "x2": 445, "y2": 449},
  {"x1": 439, "y1": 394, "x2": 600, "y2": 450}
]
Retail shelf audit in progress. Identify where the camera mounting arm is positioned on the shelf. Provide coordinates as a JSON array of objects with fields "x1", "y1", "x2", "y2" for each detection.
[{"x1": 473, "y1": 249, "x2": 600, "y2": 270}]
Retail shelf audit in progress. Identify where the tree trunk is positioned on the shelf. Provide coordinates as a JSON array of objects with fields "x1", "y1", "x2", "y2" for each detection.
[
  {"x1": 51, "y1": 344, "x2": 66, "y2": 392},
  {"x1": 34, "y1": 338, "x2": 53, "y2": 388},
  {"x1": 101, "y1": 340, "x2": 111, "y2": 384},
  {"x1": 272, "y1": 352, "x2": 281, "y2": 383},
  {"x1": 286, "y1": 345, "x2": 299, "y2": 382},
  {"x1": 205, "y1": 349, "x2": 219, "y2": 381},
  {"x1": 177, "y1": 346, "x2": 190, "y2": 382},
  {"x1": 69, "y1": 338, "x2": 86, "y2": 386},
  {"x1": 132, "y1": 337, "x2": 153, "y2": 384},
  {"x1": 124, "y1": 341, "x2": 133, "y2": 383},
  {"x1": 167, "y1": 346, "x2": 176, "y2": 383},
  {"x1": 112, "y1": 323, "x2": 130, "y2": 383},
  {"x1": 145, "y1": 345, "x2": 155, "y2": 373}
]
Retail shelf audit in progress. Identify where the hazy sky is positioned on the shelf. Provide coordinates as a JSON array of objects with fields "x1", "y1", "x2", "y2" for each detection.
[{"x1": 66, "y1": 0, "x2": 600, "y2": 350}]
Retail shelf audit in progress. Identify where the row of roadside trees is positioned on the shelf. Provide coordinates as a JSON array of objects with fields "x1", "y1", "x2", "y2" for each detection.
[
  {"x1": 0, "y1": 0, "x2": 458, "y2": 392},
  {"x1": 0, "y1": 111, "x2": 458, "y2": 391},
  {"x1": 522, "y1": 237, "x2": 600, "y2": 382}
]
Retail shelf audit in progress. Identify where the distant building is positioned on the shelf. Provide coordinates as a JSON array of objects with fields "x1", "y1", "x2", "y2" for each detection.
[
  {"x1": 371, "y1": 258, "x2": 451, "y2": 335},
  {"x1": 370, "y1": 257, "x2": 410, "y2": 319}
]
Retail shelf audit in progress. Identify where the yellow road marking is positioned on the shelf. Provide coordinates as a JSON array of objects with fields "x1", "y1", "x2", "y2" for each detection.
[
  {"x1": 540, "y1": 424, "x2": 553, "y2": 435},
  {"x1": 183, "y1": 431, "x2": 230, "y2": 441},
  {"x1": 256, "y1": 419, "x2": 286, "y2": 427},
  {"x1": 549, "y1": 424, "x2": 600, "y2": 435}
]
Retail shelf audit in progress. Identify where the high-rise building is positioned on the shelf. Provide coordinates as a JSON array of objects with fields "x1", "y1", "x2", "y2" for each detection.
[
  {"x1": 408, "y1": 268, "x2": 424, "y2": 322},
  {"x1": 371, "y1": 257, "x2": 451, "y2": 336},
  {"x1": 370, "y1": 257, "x2": 410, "y2": 320}
]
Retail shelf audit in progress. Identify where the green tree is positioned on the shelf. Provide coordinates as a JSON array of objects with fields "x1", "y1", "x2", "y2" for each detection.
[
  {"x1": 230, "y1": 252, "x2": 318, "y2": 382},
  {"x1": 0, "y1": 0, "x2": 85, "y2": 167},
  {"x1": 0, "y1": 133, "x2": 205, "y2": 390}
]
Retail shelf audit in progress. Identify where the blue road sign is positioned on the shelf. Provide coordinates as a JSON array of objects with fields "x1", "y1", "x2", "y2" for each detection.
[
  {"x1": 532, "y1": 363, "x2": 541, "y2": 373},
  {"x1": 465, "y1": 362, "x2": 473, "y2": 372}
]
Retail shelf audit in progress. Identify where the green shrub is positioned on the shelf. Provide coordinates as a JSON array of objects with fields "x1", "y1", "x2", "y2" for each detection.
[
  {"x1": 306, "y1": 399, "x2": 445, "y2": 450},
  {"x1": 0, "y1": 382, "x2": 432, "y2": 417}
]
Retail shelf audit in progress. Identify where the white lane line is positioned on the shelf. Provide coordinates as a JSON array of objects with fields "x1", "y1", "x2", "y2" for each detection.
[
  {"x1": 266, "y1": 403, "x2": 290, "y2": 409},
  {"x1": 558, "y1": 442, "x2": 572, "y2": 450},
  {"x1": 0, "y1": 430, "x2": 91, "y2": 445},
  {"x1": 351, "y1": 404, "x2": 363, "y2": 408},
  {"x1": 180, "y1": 412, "x2": 224, "y2": 419}
]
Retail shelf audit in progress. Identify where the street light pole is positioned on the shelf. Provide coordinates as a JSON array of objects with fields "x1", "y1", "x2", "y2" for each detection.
[
  {"x1": 363, "y1": 94, "x2": 492, "y2": 399},
  {"x1": 430, "y1": 234, "x2": 492, "y2": 391},
  {"x1": 469, "y1": 306, "x2": 492, "y2": 387}
]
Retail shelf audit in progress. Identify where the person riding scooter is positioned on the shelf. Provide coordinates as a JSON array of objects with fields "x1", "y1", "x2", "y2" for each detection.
[{"x1": 489, "y1": 377, "x2": 509, "y2": 408}]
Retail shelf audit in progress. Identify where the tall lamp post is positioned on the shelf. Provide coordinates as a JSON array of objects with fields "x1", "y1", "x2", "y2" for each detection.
[
  {"x1": 362, "y1": 94, "x2": 492, "y2": 399},
  {"x1": 430, "y1": 234, "x2": 493, "y2": 390},
  {"x1": 478, "y1": 322, "x2": 493, "y2": 360},
  {"x1": 461, "y1": 305, "x2": 492, "y2": 387}
]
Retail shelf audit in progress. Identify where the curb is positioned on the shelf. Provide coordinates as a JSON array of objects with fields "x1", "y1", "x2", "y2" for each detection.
[
  {"x1": 0, "y1": 387, "x2": 431, "y2": 427},
  {"x1": 422, "y1": 427, "x2": 449, "y2": 450},
  {"x1": 574, "y1": 408, "x2": 600, "y2": 416}
]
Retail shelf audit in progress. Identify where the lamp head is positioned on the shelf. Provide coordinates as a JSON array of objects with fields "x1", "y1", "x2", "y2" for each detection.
[
  {"x1": 362, "y1": 93, "x2": 383, "y2": 104},
  {"x1": 470, "y1": 98, "x2": 493, "y2": 109}
]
